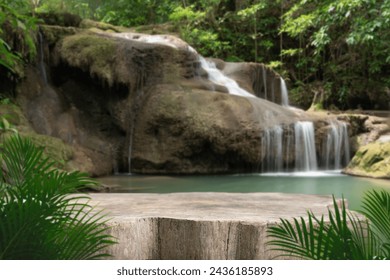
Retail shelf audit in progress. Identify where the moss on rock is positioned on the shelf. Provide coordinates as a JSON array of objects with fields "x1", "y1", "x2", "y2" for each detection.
[
  {"x1": 55, "y1": 32, "x2": 117, "y2": 86},
  {"x1": 0, "y1": 104, "x2": 73, "y2": 170},
  {"x1": 344, "y1": 142, "x2": 390, "y2": 179},
  {"x1": 40, "y1": 25, "x2": 79, "y2": 46},
  {"x1": 21, "y1": 132, "x2": 73, "y2": 168},
  {"x1": 79, "y1": 19, "x2": 126, "y2": 33},
  {"x1": 37, "y1": 12, "x2": 82, "y2": 27}
]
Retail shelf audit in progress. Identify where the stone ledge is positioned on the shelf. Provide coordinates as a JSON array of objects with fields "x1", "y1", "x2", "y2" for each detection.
[
  {"x1": 344, "y1": 141, "x2": 390, "y2": 179},
  {"x1": 89, "y1": 192, "x2": 339, "y2": 259}
]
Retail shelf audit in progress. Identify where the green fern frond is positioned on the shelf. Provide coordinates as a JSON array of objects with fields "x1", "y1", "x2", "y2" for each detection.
[{"x1": 0, "y1": 134, "x2": 116, "y2": 259}]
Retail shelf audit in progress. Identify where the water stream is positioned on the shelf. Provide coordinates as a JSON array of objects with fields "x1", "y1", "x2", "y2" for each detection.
[
  {"x1": 197, "y1": 56, "x2": 254, "y2": 97},
  {"x1": 322, "y1": 121, "x2": 350, "y2": 169},
  {"x1": 261, "y1": 125, "x2": 284, "y2": 172},
  {"x1": 38, "y1": 31, "x2": 48, "y2": 85},
  {"x1": 294, "y1": 121, "x2": 318, "y2": 171},
  {"x1": 280, "y1": 78, "x2": 289, "y2": 107}
]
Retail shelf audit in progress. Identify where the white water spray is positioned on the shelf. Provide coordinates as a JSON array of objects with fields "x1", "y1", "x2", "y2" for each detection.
[
  {"x1": 280, "y1": 78, "x2": 289, "y2": 107},
  {"x1": 294, "y1": 122, "x2": 318, "y2": 171},
  {"x1": 113, "y1": 33, "x2": 254, "y2": 98},
  {"x1": 261, "y1": 126, "x2": 284, "y2": 172},
  {"x1": 197, "y1": 57, "x2": 254, "y2": 97},
  {"x1": 322, "y1": 121, "x2": 350, "y2": 169}
]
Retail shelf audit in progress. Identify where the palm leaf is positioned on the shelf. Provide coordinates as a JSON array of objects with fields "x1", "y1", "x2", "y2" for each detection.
[
  {"x1": 360, "y1": 189, "x2": 390, "y2": 259},
  {"x1": 0, "y1": 135, "x2": 116, "y2": 259},
  {"x1": 266, "y1": 195, "x2": 386, "y2": 260},
  {"x1": 361, "y1": 190, "x2": 390, "y2": 241},
  {"x1": 267, "y1": 211, "x2": 331, "y2": 259},
  {"x1": 267, "y1": 190, "x2": 390, "y2": 260},
  {"x1": 1, "y1": 135, "x2": 53, "y2": 186},
  {"x1": 324, "y1": 197, "x2": 355, "y2": 259},
  {"x1": 347, "y1": 211, "x2": 383, "y2": 260}
]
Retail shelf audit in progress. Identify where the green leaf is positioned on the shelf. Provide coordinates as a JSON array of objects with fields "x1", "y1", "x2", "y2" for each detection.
[
  {"x1": 0, "y1": 135, "x2": 116, "y2": 259},
  {"x1": 267, "y1": 192, "x2": 390, "y2": 260}
]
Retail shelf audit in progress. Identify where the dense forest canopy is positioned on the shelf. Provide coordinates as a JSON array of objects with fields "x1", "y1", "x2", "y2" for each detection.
[{"x1": 1, "y1": 0, "x2": 389, "y2": 110}]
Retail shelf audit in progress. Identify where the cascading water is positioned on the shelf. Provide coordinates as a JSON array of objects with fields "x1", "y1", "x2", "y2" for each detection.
[
  {"x1": 197, "y1": 56, "x2": 254, "y2": 98},
  {"x1": 114, "y1": 33, "x2": 255, "y2": 99},
  {"x1": 261, "y1": 126, "x2": 284, "y2": 172},
  {"x1": 294, "y1": 121, "x2": 318, "y2": 171},
  {"x1": 280, "y1": 78, "x2": 289, "y2": 107},
  {"x1": 260, "y1": 121, "x2": 350, "y2": 172},
  {"x1": 262, "y1": 67, "x2": 268, "y2": 100},
  {"x1": 110, "y1": 33, "x2": 155, "y2": 173},
  {"x1": 111, "y1": 32, "x2": 351, "y2": 174},
  {"x1": 322, "y1": 121, "x2": 350, "y2": 170},
  {"x1": 38, "y1": 31, "x2": 48, "y2": 85}
]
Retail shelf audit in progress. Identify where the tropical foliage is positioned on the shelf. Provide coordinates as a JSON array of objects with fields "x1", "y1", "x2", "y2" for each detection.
[
  {"x1": 1, "y1": 0, "x2": 389, "y2": 108},
  {"x1": 0, "y1": 0, "x2": 38, "y2": 74},
  {"x1": 0, "y1": 135, "x2": 115, "y2": 259},
  {"x1": 280, "y1": 0, "x2": 390, "y2": 109},
  {"x1": 267, "y1": 190, "x2": 390, "y2": 260}
]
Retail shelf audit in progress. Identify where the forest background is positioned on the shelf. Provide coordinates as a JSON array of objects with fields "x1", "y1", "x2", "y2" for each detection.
[{"x1": 1, "y1": 0, "x2": 390, "y2": 110}]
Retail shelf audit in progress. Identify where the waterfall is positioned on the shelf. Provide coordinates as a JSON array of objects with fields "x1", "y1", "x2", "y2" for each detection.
[
  {"x1": 262, "y1": 66, "x2": 268, "y2": 100},
  {"x1": 273, "y1": 126, "x2": 284, "y2": 172},
  {"x1": 280, "y1": 78, "x2": 289, "y2": 107},
  {"x1": 285, "y1": 128, "x2": 293, "y2": 171},
  {"x1": 294, "y1": 122, "x2": 318, "y2": 171},
  {"x1": 261, "y1": 126, "x2": 284, "y2": 172},
  {"x1": 111, "y1": 32, "x2": 351, "y2": 174},
  {"x1": 114, "y1": 33, "x2": 255, "y2": 98},
  {"x1": 322, "y1": 121, "x2": 350, "y2": 170},
  {"x1": 38, "y1": 32, "x2": 48, "y2": 85},
  {"x1": 198, "y1": 57, "x2": 254, "y2": 98},
  {"x1": 261, "y1": 129, "x2": 271, "y2": 172},
  {"x1": 260, "y1": 121, "x2": 350, "y2": 173}
]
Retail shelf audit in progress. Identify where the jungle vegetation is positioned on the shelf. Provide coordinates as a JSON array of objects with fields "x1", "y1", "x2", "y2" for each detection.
[{"x1": 1, "y1": 0, "x2": 389, "y2": 109}]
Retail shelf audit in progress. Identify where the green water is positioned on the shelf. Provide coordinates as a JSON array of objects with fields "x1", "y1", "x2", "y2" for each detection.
[{"x1": 98, "y1": 171, "x2": 390, "y2": 211}]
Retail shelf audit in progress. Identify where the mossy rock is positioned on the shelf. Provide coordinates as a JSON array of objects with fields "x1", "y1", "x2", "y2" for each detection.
[
  {"x1": 0, "y1": 131, "x2": 73, "y2": 170},
  {"x1": 56, "y1": 32, "x2": 117, "y2": 85},
  {"x1": 344, "y1": 142, "x2": 390, "y2": 179},
  {"x1": 40, "y1": 25, "x2": 79, "y2": 46},
  {"x1": 79, "y1": 19, "x2": 126, "y2": 33},
  {"x1": 0, "y1": 104, "x2": 73, "y2": 170},
  {"x1": 21, "y1": 132, "x2": 73, "y2": 168},
  {"x1": 134, "y1": 23, "x2": 177, "y2": 35},
  {"x1": 0, "y1": 103, "x2": 34, "y2": 136},
  {"x1": 37, "y1": 12, "x2": 82, "y2": 27}
]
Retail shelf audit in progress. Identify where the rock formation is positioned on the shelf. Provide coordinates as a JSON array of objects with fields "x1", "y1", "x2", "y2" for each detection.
[
  {"x1": 344, "y1": 141, "x2": 390, "y2": 179},
  {"x1": 7, "y1": 20, "x2": 377, "y2": 176}
]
